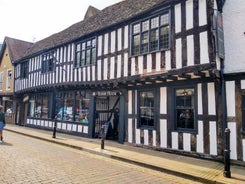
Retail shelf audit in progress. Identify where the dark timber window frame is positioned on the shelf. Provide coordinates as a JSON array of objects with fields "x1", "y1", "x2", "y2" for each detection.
[
  {"x1": 75, "y1": 37, "x2": 96, "y2": 68},
  {"x1": 20, "y1": 60, "x2": 29, "y2": 79},
  {"x1": 131, "y1": 10, "x2": 170, "y2": 56},
  {"x1": 173, "y1": 87, "x2": 197, "y2": 133},
  {"x1": 137, "y1": 89, "x2": 156, "y2": 129},
  {"x1": 41, "y1": 52, "x2": 54, "y2": 73}
]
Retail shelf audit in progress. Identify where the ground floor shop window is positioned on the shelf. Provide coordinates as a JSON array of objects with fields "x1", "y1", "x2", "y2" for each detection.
[
  {"x1": 56, "y1": 91, "x2": 91, "y2": 123},
  {"x1": 75, "y1": 91, "x2": 90, "y2": 123},
  {"x1": 56, "y1": 92, "x2": 74, "y2": 121},
  {"x1": 175, "y1": 88, "x2": 195, "y2": 130},
  {"x1": 29, "y1": 93, "x2": 50, "y2": 118},
  {"x1": 138, "y1": 90, "x2": 155, "y2": 127}
]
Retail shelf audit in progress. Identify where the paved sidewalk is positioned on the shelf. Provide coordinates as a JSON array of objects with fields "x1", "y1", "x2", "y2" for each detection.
[{"x1": 3, "y1": 124, "x2": 245, "y2": 184}]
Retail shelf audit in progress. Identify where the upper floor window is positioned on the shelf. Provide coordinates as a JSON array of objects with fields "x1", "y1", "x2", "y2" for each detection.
[
  {"x1": 138, "y1": 90, "x2": 155, "y2": 128},
  {"x1": 75, "y1": 38, "x2": 96, "y2": 67},
  {"x1": 175, "y1": 88, "x2": 196, "y2": 131},
  {"x1": 42, "y1": 53, "x2": 54, "y2": 73},
  {"x1": 131, "y1": 11, "x2": 170, "y2": 56},
  {"x1": 6, "y1": 69, "x2": 12, "y2": 90},
  {"x1": 20, "y1": 61, "x2": 28, "y2": 79},
  {"x1": 0, "y1": 72, "x2": 3, "y2": 91}
]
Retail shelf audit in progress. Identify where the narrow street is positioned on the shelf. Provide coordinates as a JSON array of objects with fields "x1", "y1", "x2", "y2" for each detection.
[{"x1": 0, "y1": 131, "x2": 202, "y2": 184}]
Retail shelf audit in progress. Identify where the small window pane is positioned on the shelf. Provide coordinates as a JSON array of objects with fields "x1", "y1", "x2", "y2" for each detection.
[
  {"x1": 160, "y1": 26, "x2": 170, "y2": 49},
  {"x1": 150, "y1": 29, "x2": 159, "y2": 51},
  {"x1": 133, "y1": 34, "x2": 140, "y2": 55},
  {"x1": 142, "y1": 20, "x2": 149, "y2": 32},
  {"x1": 160, "y1": 14, "x2": 169, "y2": 25},
  {"x1": 133, "y1": 23, "x2": 140, "y2": 34},
  {"x1": 151, "y1": 17, "x2": 159, "y2": 29},
  {"x1": 76, "y1": 44, "x2": 81, "y2": 51},
  {"x1": 141, "y1": 32, "x2": 149, "y2": 53}
]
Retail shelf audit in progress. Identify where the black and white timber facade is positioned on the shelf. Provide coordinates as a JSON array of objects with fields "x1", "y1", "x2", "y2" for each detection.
[{"x1": 13, "y1": 0, "x2": 244, "y2": 163}]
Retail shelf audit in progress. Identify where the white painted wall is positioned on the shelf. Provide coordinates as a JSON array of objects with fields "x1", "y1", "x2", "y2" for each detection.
[{"x1": 223, "y1": 0, "x2": 245, "y2": 73}]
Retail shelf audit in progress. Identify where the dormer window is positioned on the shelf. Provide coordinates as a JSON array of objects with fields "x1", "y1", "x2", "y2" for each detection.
[
  {"x1": 131, "y1": 11, "x2": 170, "y2": 56},
  {"x1": 75, "y1": 38, "x2": 96, "y2": 67}
]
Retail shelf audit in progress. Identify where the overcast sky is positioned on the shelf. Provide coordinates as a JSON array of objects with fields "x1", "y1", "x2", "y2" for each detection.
[{"x1": 0, "y1": 0, "x2": 122, "y2": 43}]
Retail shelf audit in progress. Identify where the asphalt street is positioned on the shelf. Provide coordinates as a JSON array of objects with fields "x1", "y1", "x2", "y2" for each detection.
[{"x1": 0, "y1": 131, "x2": 203, "y2": 184}]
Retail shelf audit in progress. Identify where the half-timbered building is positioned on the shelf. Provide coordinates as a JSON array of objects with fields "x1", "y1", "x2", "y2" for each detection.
[
  {"x1": 13, "y1": 0, "x2": 243, "y2": 163},
  {"x1": 222, "y1": 0, "x2": 245, "y2": 162}
]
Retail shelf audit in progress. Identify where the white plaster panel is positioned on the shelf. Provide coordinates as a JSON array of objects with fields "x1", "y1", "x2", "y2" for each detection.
[
  {"x1": 117, "y1": 55, "x2": 122, "y2": 78},
  {"x1": 128, "y1": 90, "x2": 133, "y2": 114},
  {"x1": 176, "y1": 38, "x2": 182, "y2": 69},
  {"x1": 117, "y1": 28, "x2": 122, "y2": 51},
  {"x1": 49, "y1": 121, "x2": 53, "y2": 127},
  {"x1": 92, "y1": 66, "x2": 96, "y2": 81},
  {"x1": 83, "y1": 126, "x2": 88, "y2": 134},
  {"x1": 67, "y1": 124, "x2": 72, "y2": 131},
  {"x1": 138, "y1": 56, "x2": 144, "y2": 74},
  {"x1": 57, "y1": 122, "x2": 62, "y2": 129},
  {"x1": 103, "y1": 58, "x2": 108, "y2": 80},
  {"x1": 223, "y1": 0, "x2": 245, "y2": 73},
  {"x1": 228, "y1": 122, "x2": 237, "y2": 160},
  {"x1": 110, "y1": 57, "x2": 115, "y2": 79},
  {"x1": 200, "y1": 31, "x2": 209, "y2": 64},
  {"x1": 197, "y1": 121, "x2": 204, "y2": 153},
  {"x1": 98, "y1": 35, "x2": 103, "y2": 56},
  {"x1": 131, "y1": 57, "x2": 136, "y2": 76},
  {"x1": 97, "y1": 59, "x2": 102, "y2": 81},
  {"x1": 104, "y1": 33, "x2": 109, "y2": 55},
  {"x1": 124, "y1": 53, "x2": 128, "y2": 77},
  {"x1": 160, "y1": 119, "x2": 168, "y2": 148},
  {"x1": 209, "y1": 121, "x2": 217, "y2": 155},
  {"x1": 183, "y1": 133, "x2": 191, "y2": 151},
  {"x1": 156, "y1": 52, "x2": 161, "y2": 72},
  {"x1": 78, "y1": 125, "x2": 83, "y2": 132},
  {"x1": 186, "y1": 0, "x2": 193, "y2": 30},
  {"x1": 187, "y1": 35, "x2": 194, "y2": 66},
  {"x1": 144, "y1": 129, "x2": 149, "y2": 146},
  {"x1": 175, "y1": 3, "x2": 181, "y2": 33},
  {"x1": 124, "y1": 25, "x2": 129, "y2": 49},
  {"x1": 226, "y1": 81, "x2": 235, "y2": 117},
  {"x1": 208, "y1": 83, "x2": 216, "y2": 115},
  {"x1": 72, "y1": 124, "x2": 77, "y2": 131},
  {"x1": 198, "y1": 84, "x2": 203, "y2": 115},
  {"x1": 83, "y1": 67, "x2": 86, "y2": 82},
  {"x1": 111, "y1": 31, "x2": 116, "y2": 53},
  {"x1": 172, "y1": 132, "x2": 178, "y2": 150},
  {"x1": 128, "y1": 118, "x2": 133, "y2": 143},
  {"x1": 62, "y1": 123, "x2": 66, "y2": 130},
  {"x1": 243, "y1": 139, "x2": 245, "y2": 162},
  {"x1": 241, "y1": 80, "x2": 245, "y2": 89},
  {"x1": 160, "y1": 87, "x2": 167, "y2": 114},
  {"x1": 165, "y1": 51, "x2": 171, "y2": 70},
  {"x1": 199, "y1": 0, "x2": 207, "y2": 26},
  {"x1": 87, "y1": 66, "x2": 91, "y2": 81},
  {"x1": 135, "y1": 90, "x2": 137, "y2": 114},
  {"x1": 153, "y1": 130, "x2": 156, "y2": 147},
  {"x1": 147, "y1": 54, "x2": 152, "y2": 73},
  {"x1": 136, "y1": 127, "x2": 141, "y2": 145}
]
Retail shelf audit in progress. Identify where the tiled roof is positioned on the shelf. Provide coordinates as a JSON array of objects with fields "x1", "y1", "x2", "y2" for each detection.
[
  {"x1": 0, "y1": 37, "x2": 33, "y2": 63},
  {"x1": 23, "y1": 0, "x2": 168, "y2": 58}
]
